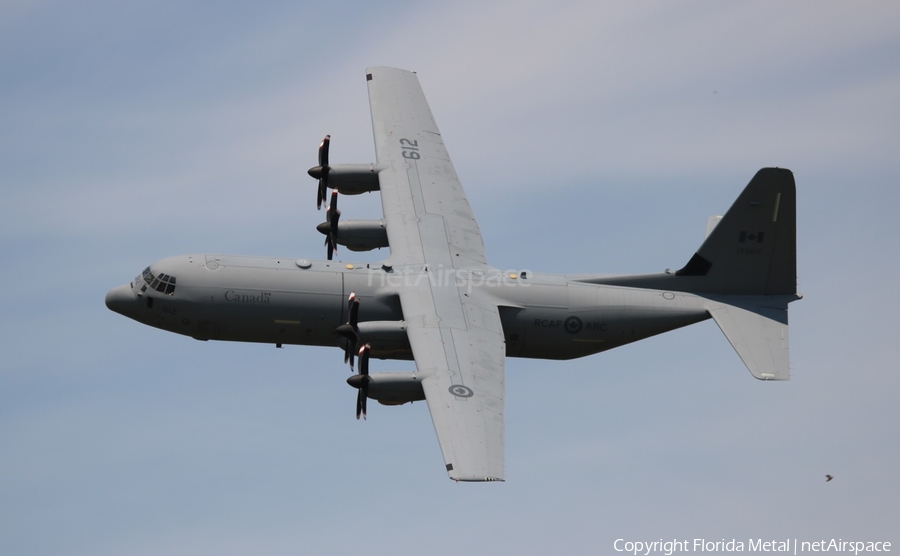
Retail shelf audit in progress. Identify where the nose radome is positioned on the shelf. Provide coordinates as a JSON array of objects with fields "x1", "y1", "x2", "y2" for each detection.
[{"x1": 105, "y1": 284, "x2": 134, "y2": 316}]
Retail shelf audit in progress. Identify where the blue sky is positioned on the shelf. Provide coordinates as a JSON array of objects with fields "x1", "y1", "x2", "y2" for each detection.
[{"x1": 2, "y1": 2, "x2": 899, "y2": 554}]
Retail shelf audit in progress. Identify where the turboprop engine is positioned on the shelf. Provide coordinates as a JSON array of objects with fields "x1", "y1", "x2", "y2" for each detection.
[
  {"x1": 308, "y1": 135, "x2": 381, "y2": 208},
  {"x1": 333, "y1": 293, "x2": 419, "y2": 419},
  {"x1": 308, "y1": 136, "x2": 386, "y2": 259},
  {"x1": 316, "y1": 219, "x2": 388, "y2": 253},
  {"x1": 349, "y1": 371, "x2": 425, "y2": 406},
  {"x1": 347, "y1": 344, "x2": 424, "y2": 420}
]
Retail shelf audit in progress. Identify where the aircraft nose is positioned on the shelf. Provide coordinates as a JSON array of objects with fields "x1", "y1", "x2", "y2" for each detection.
[{"x1": 105, "y1": 284, "x2": 134, "y2": 316}]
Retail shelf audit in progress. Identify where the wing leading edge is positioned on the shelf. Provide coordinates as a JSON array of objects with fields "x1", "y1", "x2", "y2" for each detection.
[{"x1": 366, "y1": 67, "x2": 505, "y2": 481}]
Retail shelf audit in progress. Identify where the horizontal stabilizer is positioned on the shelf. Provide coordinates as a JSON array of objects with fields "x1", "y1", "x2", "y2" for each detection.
[
  {"x1": 705, "y1": 215, "x2": 722, "y2": 238},
  {"x1": 706, "y1": 297, "x2": 795, "y2": 380}
]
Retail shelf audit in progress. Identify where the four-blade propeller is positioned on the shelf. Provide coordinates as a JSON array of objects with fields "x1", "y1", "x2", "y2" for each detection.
[
  {"x1": 347, "y1": 343, "x2": 371, "y2": 420},
  {"x1": 308, "y1": 135, "x2": 331, "y2": 210},
  {"x1": 335, "y1": 292, "x2": 360, "y2": 369},
  {"x1": 335, "y1": 293, "x2": 372, "y2": 419},
  {"x1": 309, "y1": 141, "x2": 376, "y2": 420},
  {"x1": 310, "y1": 137, "x2": 343, "y2": 261},
  {"x1": 319, "y1": 189, "x2": 340, "y2": 260}
]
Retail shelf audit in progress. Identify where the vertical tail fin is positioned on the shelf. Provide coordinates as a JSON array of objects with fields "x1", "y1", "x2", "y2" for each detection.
[
  {"x1": 676, "y1": 167, "x2": 796, "y2": 295},
  {"x1": 579, "y1": 168, "x2": 800, "y2": 380}
]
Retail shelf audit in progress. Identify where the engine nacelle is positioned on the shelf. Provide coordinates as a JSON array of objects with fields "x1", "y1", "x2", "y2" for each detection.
[
  {"x1": 322, "y1": 164, "x2": 382, "y2": 194},
  {"x1": 316, "y1": 219, "x2": 388, "y2": 252},
  {"x1": 336, "y1": 321, "x2": 411, "y2": 359},
  {"x1": 357, "y1": 371, "x2": 425, "y2": 406}
]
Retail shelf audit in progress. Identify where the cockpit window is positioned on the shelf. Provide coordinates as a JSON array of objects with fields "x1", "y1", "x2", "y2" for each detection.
[{"x1": 142, "y1": 266, "x2": 177, "y2": 295}]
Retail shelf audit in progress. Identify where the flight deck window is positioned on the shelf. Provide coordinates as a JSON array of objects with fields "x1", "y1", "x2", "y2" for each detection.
[{"x1": 141, "y1": 266, "x2": 177, "y2": 295}]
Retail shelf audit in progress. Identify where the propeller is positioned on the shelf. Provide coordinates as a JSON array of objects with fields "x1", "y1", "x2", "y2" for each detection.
[
  {"x1": 308, "y1": 135, "x2": 331, "y2": 210},
  {"x1": 335, "y1": 292, "x2": 359, "y2": 369},
  {"x1": 319, "y1": 189, "x2": 340, "y2": 260},
  {"x1": 347, "y1": 343, "x2": 371, "y2": 420}
]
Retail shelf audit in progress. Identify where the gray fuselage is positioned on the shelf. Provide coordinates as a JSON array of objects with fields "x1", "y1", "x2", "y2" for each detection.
[{"x1": 106, "y1": 254, "x2": 712, "y2": 361}]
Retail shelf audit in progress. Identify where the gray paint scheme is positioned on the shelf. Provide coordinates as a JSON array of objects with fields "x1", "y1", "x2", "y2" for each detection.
[{"x1": 106, "y1": 67, "x2": 800, "y2": 482}]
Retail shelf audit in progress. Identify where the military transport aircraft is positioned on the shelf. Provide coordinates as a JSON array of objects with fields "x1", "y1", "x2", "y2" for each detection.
[{"x1": 106, "y1": 66, "x2": 800, "y2": 482}]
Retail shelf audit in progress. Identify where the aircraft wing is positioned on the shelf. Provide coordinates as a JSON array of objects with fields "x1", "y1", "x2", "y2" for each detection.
[
  {"x1": 366, "y1": 67, "x2": 505, "y2": 481},
  {"x1": 366, "y1": 67, "x2": 487, "y2": 269},
  {"x1": 397, "y1": 283, "x2": 506, "y2": 482}
]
